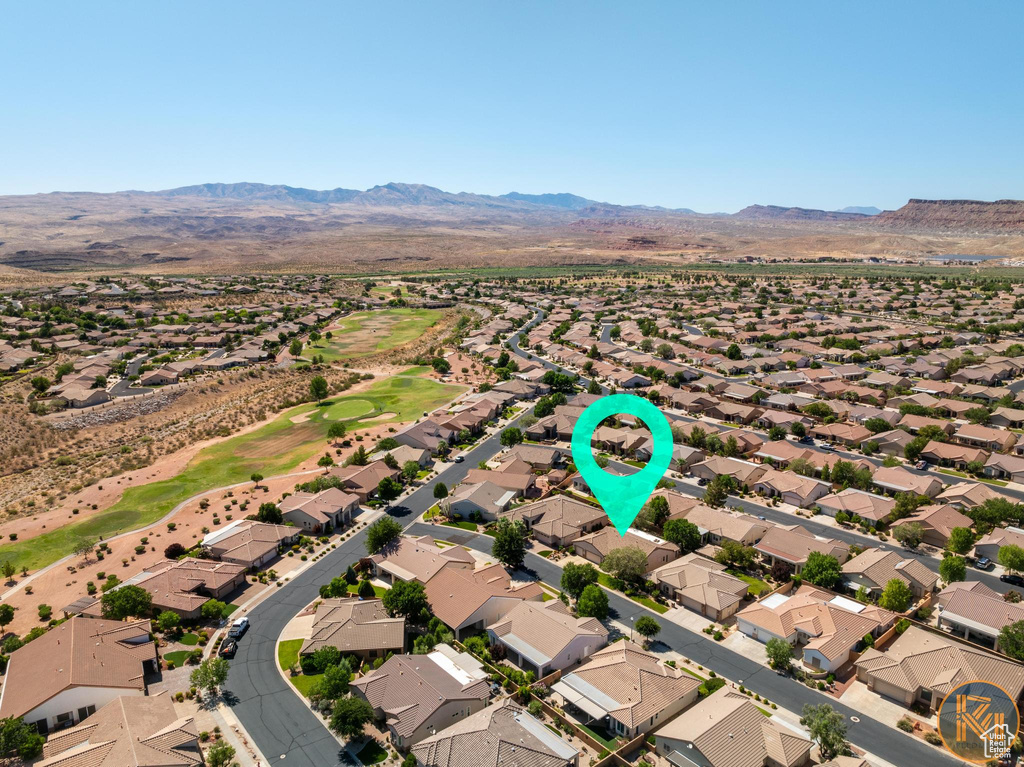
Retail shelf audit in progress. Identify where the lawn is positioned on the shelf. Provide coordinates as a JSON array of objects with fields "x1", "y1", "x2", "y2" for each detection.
[
  {"x1": 348, "y1": 582, "x2": 389, "y2": 598},
  {"x1": 596, "y1": 573, "x2": 668, "y2": 613},
  {"x1": 291, "y1": 672, "x2": 323, "y2": 698},
  {"x1": 727, "y1": 569, "x2": 770, "y2": 597},
  {"x1": 936, "y1": 468, "x2": 1008, "y2": 486},
  {"x1": 278, "y1": 638, "x2": 304, "y2": 671},
  {"x1": 442, "y1": 520, "x2": 477, "y2": 531},
  {"x1": 577, "y1": 721, "x2": 620, "y2": 751},
  {"x1": 163, "y1": 650, "x2": 192, "y2": 667},
  {"x1": 303, "y1": 308, "x2": 442, "y2": 363},
  {"x1": 179, "y1": 633, "x2": 200, "y2": 646},
  {"x1": 356, "y1": 740, "x2": 389, "y2": 765},
  {"x1": 0, "y1": 372, "x2": 464, "y2": 572}
]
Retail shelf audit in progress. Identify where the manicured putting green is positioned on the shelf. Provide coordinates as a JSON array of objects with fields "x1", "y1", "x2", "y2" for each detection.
[{"x1": 322, "y1": 398, "x2": 374, "y2": 420}]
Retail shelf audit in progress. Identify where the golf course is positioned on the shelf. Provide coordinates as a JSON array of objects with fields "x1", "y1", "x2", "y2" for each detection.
[
  {"x1": 0, "y1": 369, "x2": 464, "y2": 572},
  {"x1": 303, "y1": 307, "x2": 442, "y2": 363}
]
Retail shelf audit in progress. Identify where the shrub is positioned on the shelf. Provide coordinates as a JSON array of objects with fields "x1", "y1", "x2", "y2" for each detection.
[
  {"x1": 897, "y1": 717, "x2": 914, "y2": 732},
  {"x1": 924, "y1": 731, "x2": 943, "y2": 745}
]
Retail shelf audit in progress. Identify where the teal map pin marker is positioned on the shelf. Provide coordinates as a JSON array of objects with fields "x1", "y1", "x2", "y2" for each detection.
[{"x1": 570, "y1": 393, "x2": 674, "y2": 536}]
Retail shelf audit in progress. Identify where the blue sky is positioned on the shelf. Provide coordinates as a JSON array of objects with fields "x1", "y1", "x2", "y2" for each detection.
[{"x1": 2, "y1": 1, "x2": 1021, "y2": 212}]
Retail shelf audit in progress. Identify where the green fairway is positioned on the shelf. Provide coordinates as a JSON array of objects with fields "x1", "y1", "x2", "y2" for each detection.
[
  {"x1": 303, "y1": 307, "x2": 442, "y2": 362},
  {"x1": 0, "y1": 373, "x2": 464, "y2": 572},
  {"x1": 322, "y1": 398, "x2": 374, "y2": 420}
]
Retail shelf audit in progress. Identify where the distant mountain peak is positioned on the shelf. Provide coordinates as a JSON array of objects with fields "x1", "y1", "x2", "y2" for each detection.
[
  {"x1": 836, "y1": 205, "x2": 881, "y2": 216},
  {"x1": 732, "y1": 204, "x2": 869, "y2": 222}
]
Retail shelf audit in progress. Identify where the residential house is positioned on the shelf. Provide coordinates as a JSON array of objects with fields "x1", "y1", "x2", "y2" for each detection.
[
  {"x1": 651, "y1": 553, "x2": 749, "y2": 620},
  {"x1": 395, "y1": 420, "x2": 457, "y2": 452},
  {"x1": 328, "y1": 461, "x2": 401, "y2": 503},
  {"x1": 552, "y1": 642, "x2": 700, "y2": 738},
  {"x1": 918, "y1": 440, "x2": 989, "y2": 470},
  {"x1": 841, "y1": 548, "x2": 937, "y2": 598},
  {"x1": 938, "y1": 481, "x2": 1010, "y2": 511},
  {"x1": 810, "y1": 422, "x2": 872, "y2": 447},
  {"x1": 751, "y1": 468, "x2": 832, "y2": 508},
  {"x1": 856, "y1": 626, "x2": 1024, "y2": 711},
  {"x1": 0, "y1": 616, "x2": 157, "y2": 734},
  {"x1": 676, "y1": 504, "x2": 771, "y2": 547},
  {"x1": 984, "y1": 453, "x2": 1024, "y2": 483},
  {"x1": 369, "y1": 535, "x2": 475, "y2": 584},
  {"x1": 201, "y1": 519, "x2": 299, "y2": 568},
  {"x1": 690, "y1": 456, "x2": 768, "y2": 488},
  {"x1": 573, "y1": 528, "x2": 680, "y2": 573},
  {"x1": 35, "y1": 695, "x2": 200, "y2": 767},
  {"x1": 754, "y1": 526, "x2": 850, "y2": 574},
  {"x1": 299, "y1": 598, "x2": 405, "y2": 661},
  {"x1": 871, "y1": 466, "x2": 944, "y2": 498},
  {"x1": 654, "y1": 689, "x2": 812, "y2": 767},
  {"x1": 487, "y1": 600, "x2": 608, "y2": 677},
  {"x1": 955, "y1": 423, "x2": 1018, "y2": 453},
  {"x1": 280, "y1": 486, "x2": 361, "y2": 532},
  {"x1": 462, "y1": 468, "x2": 536, "y2": 498},
  {"x1": 975, "y1": 526, "x2": 1024, "y2": 562},
  {"x1": 902, "y1": 504, "x2": 974, "y2": 548},
  {"x1": 935, "y1": 582, "x2": 1024, "y2": 650},
  {"x1": 499, "y1": 495, "x2": 607, "y2": 548},
  {"x1": 425, "y1": 564, "x2": 544, "y2": 638},
  {"x1": 737, "y1": 586, "x2": 895, "y2": 673},
  {"x1": 351, "y1": 647, "x2": 491, "y2": 749},
  {"x1": 448, "y1": 481, "x2": 516, "y2": 521},
  {"x1": 412, "y1": 699, "x2": 579, "y2": 767},
  {"x1": 815, "y1": 488, "x2": 894, "y2": 527}
]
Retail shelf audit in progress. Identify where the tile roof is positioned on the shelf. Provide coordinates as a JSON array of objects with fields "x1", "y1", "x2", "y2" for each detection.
[
  {"x1": 856, "y1": 626, "x2": 1024, "y2": 700},
  {"x1": 754, "y1": 526, "x2": 848, "y2": 566},
  {"x1": 651, "y1": 554, "x2": 748, "y2": 613},
  {"x1": 301, "y1": 598, "x2": 406, "y2": 656},
  {"x1": 560, "y1": 642, "x2": 699, "y2": 728},
  {"x1": 425, "y1": 564, "x2": 544, "y2": 629},
  {"x1": 500, "y1": 495, "x2": 607, "y2": 542},
  {"x1": 352, "y1": 651, "x2": 490, "y2": 738},
  {"x1": 38, "y1": 694, "x2": 200, "y2": 767},
  {"x1": 841, "y1": 548, "x2": 937, "y2": 592},
  {"x1": 371, "y1": 535, "x2": 475, "y2": 583},
  {"x1": 0, "y1": 616, "x2": 156, "y2": 720},
  {"x1": 655, "y1": 689, "x2": 811, "y2": 767},
  {"x1": 487, "y1": 600, "x2": 608, "y2": 666},
  {"x1": 412, "y1": 699, "x2": 577, "y2": 767}
]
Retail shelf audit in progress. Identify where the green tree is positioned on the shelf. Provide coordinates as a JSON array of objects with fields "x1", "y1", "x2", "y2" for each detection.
[
  {"x1": 100, "y1": 584, "x2": 153, "y2": 620},
  {"x1": 641, "y1": 495, "x2": 671, "y2": 529},
  {"x1": 939, "y1": 555, "x2": 967, "y2": 584},
  {"x1": 365, "y1": 516, "x2": 403, "y2": 554},
  {"x1": 201, "y1": 599, "x2": 229, "y2": 620},
  {"x1": 634, "y1": 615, "x2": 661, "y2": 643},
  {"x1": 30, "y1": 376, "x2": 50, "y2": 394},
  {"x1": 892, "y1": 521, "x2": 924, "y2": 549},
  {"x1": 357, "y1": 579, "x2": 376, "y2": 599},
  {"x1": 328, "y1": 421, "x2": 347, "y2": 444},
  {"x1": 433, "y1": 482, "x2": 448, "y2": 499},
  {"x1": 965, "y1": 406, "x2": 991, "y2": 425},
  {"x1": 250, "y1": 472, "x2": 264, "y2": 487},
  {"x1": 702, "y1": 475, "x2": 731, "y2": 507},
  {"x1": 799, "y1": 703, "x2": 849, "y2": 761},
  {"x1": 492, "y1": 519, "x2": 528, "y2": 570},
  {"x1": 190, "y1": 657, "x2": 230, "y2": 695},
  {"x1": 946, "y1": 526, "x2": 975, "y2": 556},
  {"x1": 864, "y1": 417, "x2": 890, "y2": 434},
  {"x1": 998, "y1": 620, "x2": 1024, "y2": 661},
  {"x1": 766, "y1": 637, "x2": 792, "y2": 670},
  {"x1": 318, "y1": 453, "x2": 335, "y2": 468},
  {"x1": 382, "y1": 579, "x2": 429, "y2": 619},
  {"x1": 576, "y1": 584, "x2": 609, "y2": 620},
  {"x1": 1000, "y1": 544, "x2": 1024, "y2": 574},
  {"x1": 0, "y1": 603, "x2": 14, "y2": 632},
  {"x1": 662, "y1": 519, "x2": 702, "y2": 553},
  {"x1": 256, "y1": 502, "x2": 282, "y2": 524},
  {"x1": 349, "y1": 445, "x2": 369, "y2": 466},
  {"x1": 0, "y1": 716, "x2": 44, "y2": 760},
  {"x1": 310, "y1": 375, "x2": 329, "y2": 403},
  {"x1": 401, "y1": 460, "x2": 420, "y2": 483},
  {"x1": 289, "y1": 338, "x2": 303, "y2": 357},
  {"x1": 1, "y1": 561, "x2": 15, "y2": 585},
  {"x1": 500, "y1": 427, "x2": 524, "y2": 447},
  {"x1": 205, "y1": 740, "x2": 237, "y2": 767},
  {"x1": 726, "y1": 343, "x2": 742, "y2": 360},
  {"x1": 310, "y1": 660, "x2": 353, "y2": 703},
  {"x1": 376, "y1": 476, "x2": 403, "y2": 506},
  {"x1": 801, "y1": 552, "x2": 842, "y2": 590},
  {"x1": 330, "y1": 696, "x2": 374, "y2": 738},
  {"x1": 561, "y1": 562, "x2": 599, "y2": 600},
  {"x1": 601, "y1": 546, "x2": 648, "y2": 583},
  {"x1": 878, "y1": 578, "x2": 913, "y2": 612},
  {"x1": 157, "y1": 610, "x2": 182, "y2": 634},
  {"x1": 431, "y1": 357, "x2": 451, "y2": 374}
]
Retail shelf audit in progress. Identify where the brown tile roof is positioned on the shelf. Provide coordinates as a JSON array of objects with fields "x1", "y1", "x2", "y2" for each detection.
[
  {"x1": 352, "y1": 652, "x2": 490, "y2": 738},
  {"x1": 38, "y1": 694, "x2": 200, "y2": 767},
  {"x1": 412, "y1": 699, "x2": 577, "y2": 767},
  {"x1": 371, "y1": 535, "x2": 475, "y2": 584},
  {"x1": 651, "y1": 554, "x2": 748, "y2": 613},
  {"x1": 655, "y1": 689, "x2": 811, "y2": 767},
  {"x1": 841, "y1": 548, "x2": 937, "y2": 592},
  {"x1": 562, "y1": 642, "x2": 699, "y2": 728},
  {"x1": 500, "y1": 495, "x2": 607, "y2": 542},
  {"x1": 0, "y1": 616, "x2": 156, "y2": 720},
  {"x1": 754, "y1": 526, "x2": 849, "y2": 566},
  {"x1": 425, "y1": 564, "x2": 544, "y2": 629},
  {"x1": 856, "y1": 626, "x2": 1024, "y2": 701},
  {"x1": 301, "y1": 598, "x2": 406, "y2": 656},
  {"x1": 487, "y1": 600, "x2": 607, "y2": 666},
  {"x1": 205, "y1": 520, "x2": 297, "y2": 564},
  {"x1": 903, "y1": 504, "x2": 973, "y2": 540}
]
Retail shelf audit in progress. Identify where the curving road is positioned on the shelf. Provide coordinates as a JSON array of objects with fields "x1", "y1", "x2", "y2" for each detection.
[{"x1": 226, "y1": 308, "x2": 967, "y2": 767}]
